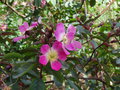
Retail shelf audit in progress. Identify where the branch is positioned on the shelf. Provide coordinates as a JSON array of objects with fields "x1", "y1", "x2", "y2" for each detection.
[
  {"x1": 45, "y1": 80, "x2": 54, "y2": 84},
  {"x1": 79, "y1": 77, "x2": 114, "y2": 89},
  {"x1": 84, "y1": 0, "x2": 115, "y2": 24},
  {"x1": 0, "y1": 1, "x2": 26, "y2": 18},
  {"x1": 84, "y1": 37, "x2": 109, "y2": 67},
  {"x1": 84, "y1": 31, "x2": 118, "y2": 67},
  {"x1": 39, "y1": 65, "x2": 43, "y2": 79}
]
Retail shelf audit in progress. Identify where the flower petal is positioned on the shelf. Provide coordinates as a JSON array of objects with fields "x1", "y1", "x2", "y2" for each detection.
[
  {"x1": 51, "y1": 61, "x2": 62, "y2": 71},
  {"x1": 66, "y1": 32, "x2": 74, "y2": 41},
  {"x1": 23, "y1": 22, "x2": 29, "y2": 28},
  {"x1": 65, "y1": 40, "x2": 82, "y2": 51},
  {"x1": 62, "y1": 44, "x2": 70, "y2": 55},
  {"x1": 52, "y1": 41, "x2": 67, "y2": 61},
  {"x1": 39, "y1": 55, "x2": 48, "y2": 65},
  {"x1": 54, "y1": 23, "x2": 65, "y2": 41},
  {"x1": 52, "y1": 41, "x2": 62, "y2": 50},
  {"x1": 38, "y1": 16, "x2": 42, "y2": 24},
  {"x1": 58, "y1": 48, "x2": 67, "y2": 61},
  {"x1": 65, "y1": 43, "x2": 75, "y2": 51},
  {"x1": 72, "y1": 40, "x2": 82, "y2": 50},
  {"x1": 67, "y1": 24, "x2": 76, "y2": 34},
  {"x1": 13, "y1": 35, "x2": 28, "y2": 42},
  {"x1": 40, "y1": 44, "x2": 50, "y2": 54},
  {"x1": 19, "y1": 22, "x2": 29, "y2": 33},
  {"x1": 30, "y1": 22, "x2": 38, "y2": 27}
]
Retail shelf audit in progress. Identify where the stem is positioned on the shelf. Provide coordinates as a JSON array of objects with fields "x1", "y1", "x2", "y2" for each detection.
[
  {"x1": 45, "y1": 80, "x2": 54, "y2": 84},
  {"x1": 0, "y1": 0, "x2": 26, "y2": 18},
  {"x1": 84, "y1": 0, "x2": 115, "y2": 24},
  {"x1": 79, "y1": 77, "x2": 114, "y2": 89}
]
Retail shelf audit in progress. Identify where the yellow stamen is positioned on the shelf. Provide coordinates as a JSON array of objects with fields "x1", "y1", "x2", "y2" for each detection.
[
  {"x1": 46, "y1": 48, "x2": 58, "y2": 62},
  {"x1": 62, "y1": 35, "x2": 68, "y2": 44}
]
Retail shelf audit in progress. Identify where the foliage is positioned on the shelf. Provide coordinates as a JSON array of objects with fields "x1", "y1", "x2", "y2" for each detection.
[{"x1": 0, "y1": 0, "x2": 120, "y2": 90}]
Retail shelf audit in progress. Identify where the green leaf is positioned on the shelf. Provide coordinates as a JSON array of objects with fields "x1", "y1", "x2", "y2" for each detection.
[
  {"x1": 34, "y1": 0, "x2": 41, "y2": 7},
  {"x1": 90, "y1": 0, "x2": 96, "y2": 7},
  {"x1": 13, "y1": 64, "x2": 34, "y2": 78},
  {"x1": 4, "y1": 52, "x2": 23, "y2": 59},
  {"x1": 77, "y1": 25, "x2": 90, "y2": 35},
  {"x1": 67, "y1": 79, "x2": 81, "y2": 90},
  {"x1": 11, "y1": 82, "x2": 19, "y2": 90},
  {"x1": 50, "y1": 0, "x2": 56, "y2": 6},
  {"x1": 54, "y1": 77, "x2": 62, "y2": 87},
  {"x1": 90, "y1": 40, "x2": 98, "y2": 48},
  {"x1": 29, "y1": 79, "x2": 46, "y2": 90},
  {"x1": 52, "y1": 71, "x2": 64, "y2": 83},
  {"x1": 75, "y1": 65, "x2": 84, "y2": 73}
]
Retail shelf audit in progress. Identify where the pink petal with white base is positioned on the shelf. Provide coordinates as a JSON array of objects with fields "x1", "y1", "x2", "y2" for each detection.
[
  {"x1": 52, "y1": 41, "x2": 67, "y2": 61},
  {"x1": 54, "y1": 23, "x2": 65, "y2": 41},
  {"x1": 39, "y1": 55, "x2": 48, "y2": 65},
  {"x1": 51, "y1": 61, "x2": 62, "y2": 71},
  {"x1": 40, "y1": 44, "x2": 50, "y2": 54}
]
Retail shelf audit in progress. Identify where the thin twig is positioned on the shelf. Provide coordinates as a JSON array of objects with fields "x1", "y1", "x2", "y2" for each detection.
[
  {"x1": 79, "y1": 77, "x2": 114, "y2": 89},
  {"x1": 84, "y1": 0, "x2": 115, "y2": 24},
  {"x1": 115, "y1": 36, "x2": 120, "y2": 44},
  {"x1": 39, "y1": 65, "x2": 43, "y2": 79},
  {"x1": 84, "y1": 32, "x2": 118, "y2": 67},
  {"x1": 84, "y1": 38, "x2": 108, "y2": 67},
  {"x1": 0, "y1": 1, "x2": 26, "y2": 18},
  {"x1": 45, "y1": 80, "x2": 54, "y2": 84}
]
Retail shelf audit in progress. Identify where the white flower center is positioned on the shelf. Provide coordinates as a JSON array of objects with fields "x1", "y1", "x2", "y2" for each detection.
[
  {"x1": 62, "y1": 35, "x2": 68, "y2": 44},
  {"x1": 46, "y1": 48, "x2": 58, "y2": 62}
]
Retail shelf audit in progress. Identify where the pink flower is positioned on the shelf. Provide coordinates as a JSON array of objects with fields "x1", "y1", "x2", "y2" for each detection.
[
  {"x1": 13, "y1": 22, "x2": 38, "y2": 42},
  {"x1": 54, "y1": 23, "x2": 82, "y2": 55},
  {"x1": 41, "y1": 0, "x2": 46, "y2": 7},
  {"x1": 39, "y1": 41, "x2": 67, "y2": 71},
  {"x1": 18, "y1": 22, "x2": 38, "y2": 34}
]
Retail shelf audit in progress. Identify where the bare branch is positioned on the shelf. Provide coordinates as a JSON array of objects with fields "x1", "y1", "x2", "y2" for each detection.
[{"x1": 0, "y1": 1, "x2": 26, "y2": 18}]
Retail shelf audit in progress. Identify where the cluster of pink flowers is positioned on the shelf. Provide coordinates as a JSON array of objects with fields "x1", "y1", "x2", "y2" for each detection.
[
  {"x1": 13, "y1": 21, "x2": 82, "y2": 71},
  {"x1": 13, "y1": 22, "x2": 38, "y2": 42},
  {"x1": 39, "y1": 23, "x2": 82, "y2": 71}
]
